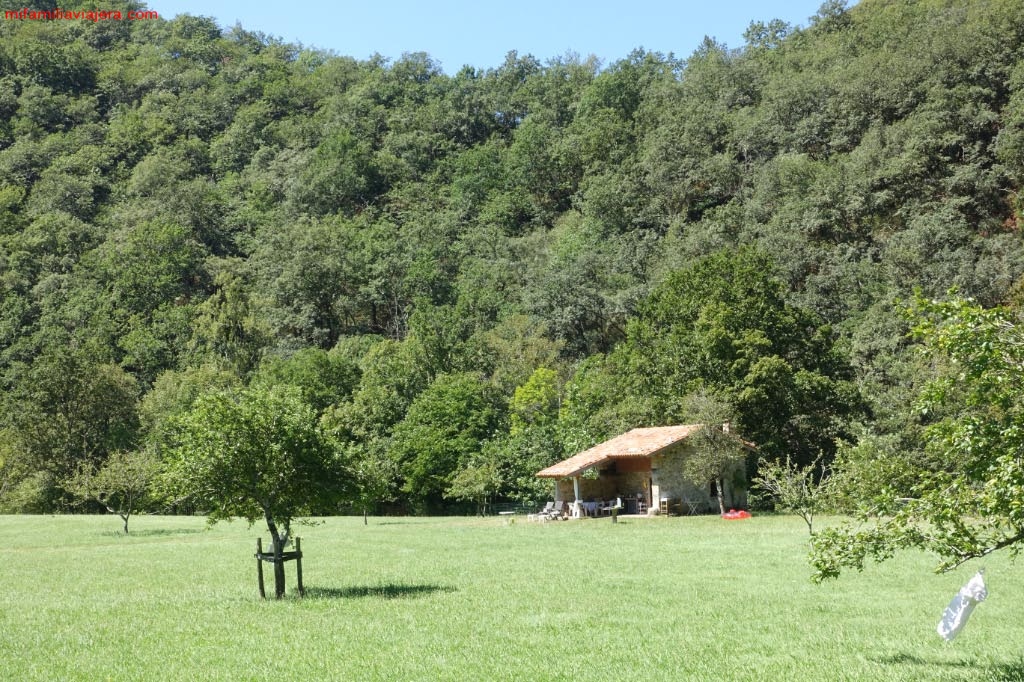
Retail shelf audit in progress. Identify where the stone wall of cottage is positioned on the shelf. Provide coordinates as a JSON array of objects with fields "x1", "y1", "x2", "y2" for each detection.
[
  {"x1": 651, "y1": 443, "x2": 746, "y2": 513},
  {"x1": 553, "y1": 472, "x2": 649, "y2": 506}
]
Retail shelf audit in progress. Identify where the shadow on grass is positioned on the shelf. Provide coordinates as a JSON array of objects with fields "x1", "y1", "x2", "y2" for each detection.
[
  {"x1": 102, "y1": 528, "x2": 206, "y2": 539},
  {"x1": 874, "y1": 653, "x2": 974, "y2": 667},
  {"x1": 876, "y1": 653, "x2": 1024, "y2": 680},
  {"x1": 304, "y1": 584, "x2": 455, "y2": 600},
  {"x1": 987, "y1": 660, "x2": 1024, "y2": 682}
]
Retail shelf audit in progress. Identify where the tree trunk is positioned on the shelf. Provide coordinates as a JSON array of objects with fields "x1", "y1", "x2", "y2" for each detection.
[
  {"x1": 715, "y1": 478, "x2": 726, "y2": 515},
  {"x1": 103, "y1": 500, "x2": 130, "y2": 535},
  {"x1": 265, "y1": 514, "x2": 286, "y2": 599},
  {"x1": 363, "y1": 507, "x2": 368, "y2": 525}
]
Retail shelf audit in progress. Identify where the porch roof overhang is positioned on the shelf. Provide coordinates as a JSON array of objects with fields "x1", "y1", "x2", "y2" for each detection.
[{"x1": 536, "y1": 424, "x2": 705, "y2": 479}]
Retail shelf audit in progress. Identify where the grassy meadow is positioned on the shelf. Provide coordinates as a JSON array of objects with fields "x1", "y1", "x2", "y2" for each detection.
[{"x1": 1, "y1": 513, "x2": 1022, "y2": 681}]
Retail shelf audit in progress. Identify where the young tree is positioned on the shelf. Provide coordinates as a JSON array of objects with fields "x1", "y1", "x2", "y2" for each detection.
[
  {"x1": 164, "y1": 386, "x2": 349, "y2": 597},
  {"x1": 753, "y1": 454, "x2": 829, "y2": 535},
  {"x1": 65, "y1": 450, "x2": 161, "y2": 535},
  {"x1": 683, "y1": 425, "x2": 747, "y2": 516},
  {"x1": 811, "y1": 296, "x2": 1024, "y2": 580},
  {"x1": 680, "y1": 394, "x2": 747, "y2": 515},
  {"x1": 446, "y1": 455, "x2": 501, "y2": 516},
  {"x1": 348, "y1": 440, "x2": 400, "y2": 524}
]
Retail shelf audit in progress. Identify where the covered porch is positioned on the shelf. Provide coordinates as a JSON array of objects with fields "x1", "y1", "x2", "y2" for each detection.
[{"x1": 546, "y1": 458, "x2": 653, "y2": 517}]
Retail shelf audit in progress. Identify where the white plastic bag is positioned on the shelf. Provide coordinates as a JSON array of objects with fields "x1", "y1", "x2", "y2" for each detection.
[{"x1": 937, "y1": 570, "x2": 987, "y2": 641}]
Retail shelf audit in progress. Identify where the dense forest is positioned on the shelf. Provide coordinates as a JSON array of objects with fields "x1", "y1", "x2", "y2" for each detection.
[{"x1": 2, "y1": 0, "x2": 1024, "y2": 515}]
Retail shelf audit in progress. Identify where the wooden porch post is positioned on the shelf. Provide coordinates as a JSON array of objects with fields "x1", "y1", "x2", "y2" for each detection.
[{"x1": 573, "y1": 476, "x2": 581, "y2": 502}]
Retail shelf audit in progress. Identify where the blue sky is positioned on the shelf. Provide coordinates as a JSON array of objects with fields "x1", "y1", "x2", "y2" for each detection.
[{"x1": 149, "y1": 0, "x2": 845, "y2": 73}]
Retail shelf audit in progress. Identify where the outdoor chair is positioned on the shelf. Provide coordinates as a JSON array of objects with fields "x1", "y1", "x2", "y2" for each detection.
[
  {"x1": 542, "y1": 500, "x2": 565, "y2": 520},
  {"x1": 530, "y1": 501, "x2": 554, "y2": 521}
]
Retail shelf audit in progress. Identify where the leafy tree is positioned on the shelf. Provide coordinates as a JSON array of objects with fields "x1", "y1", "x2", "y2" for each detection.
[
  {"x1": 138, "y1": 363, "x2": 241, "y2": 450},
  {"x1": 252, "y1": 347, "x2": 360, "y2": 414},
  {"x1": 3, "y1": 347, "x2": 139, "y2": 507},
  {"x1": 323, "y1": 337, "x2": 429, "y2": 443},
  {"x1": 826, "y1": 428, "x2": 923, "y2": 514},
  {"x1": 812, "y1": 296, "x2": 1024, "y2": 580},
  {"x1": 446, "y1": 450, "x2": 501, "y2": 516},
  {"x1": 390, "y1": 372, "x2": 504, "y2": 508},
  {"x1": 683, "y1": 424, "x2": 747, "y2": 516},
  {"x1": 189, "y1": 269, "x2": 270, "y2": 376},
  {"x1": 65, "y1": 449, "x2": 161, "y2": 534},
  {"x1": 479, "y1": 315, "x2": 564, "y2": 393},
  {"x1": 406, "y1": 301, "x2": 476, "y2": 379},
  {"x1": 753, "y1": 454, "x2": 829, "y2": 535},
  {"x1": 0, "y1": 427, "x2": 51, "y2": 513},
  {"x1": 118, "y1": 302, "x2": 197, "y2": 386},
  {"x1": 487, "y1": 425, "x2": 564, "y2": 506},
  {"x1": 163, "y1": 387, "x2": 349, "y2": 597},
  {"x1": 523, "y1": 213, "x2": 629, "y2": 356},
  {"x1": 509, "y1": 367, "x2": 559, "y2": 435},
  {"x1": 347, "y1": 440, "x2": 400, "y2": 524},
  {"x1": 678, "y1": 392, "x2": 747, "y2": 515},
  {"x1": 292, "y1": 128, "x2": 383, "y2": 216},
  {"x1": 609, "y1": 248, "x2": 861, "y2": 466},
  {"x1": 249, "y1": 216, "x2": 363, "y2": 347},
  {"x1": 557, "y1": 353, "x2": 657, "y2": 454},
  {"x1": 474, "y1": 366, "x2": 569, "y2": 503}
]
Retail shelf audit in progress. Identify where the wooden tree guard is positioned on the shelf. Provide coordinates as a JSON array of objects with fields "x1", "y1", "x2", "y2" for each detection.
[{"x1": 255, "y1": 536, "x2": 304, "y2": 599}]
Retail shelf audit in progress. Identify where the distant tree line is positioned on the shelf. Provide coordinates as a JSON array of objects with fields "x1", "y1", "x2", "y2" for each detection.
[{"x1": 2, "y1": 0, "x2": 1024, "y2": 527}]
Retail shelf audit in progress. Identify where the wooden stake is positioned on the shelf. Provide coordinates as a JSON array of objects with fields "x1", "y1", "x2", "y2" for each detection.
[
  {"x1": 296, "y1": 537, "x2": 304, "y2": 597},
  {"x1": 256, "y1": 537, "x2": 266, "y2": 599}
]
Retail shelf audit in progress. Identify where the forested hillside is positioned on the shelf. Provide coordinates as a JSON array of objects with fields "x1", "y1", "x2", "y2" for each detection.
[{"x1": 2, "y1": 0, "x2": 1023, "y2": 514}]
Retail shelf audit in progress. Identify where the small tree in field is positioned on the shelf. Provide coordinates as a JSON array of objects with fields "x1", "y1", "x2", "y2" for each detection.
[
  {"x1": 684, "y1": 424, "x2": 747, "y2": 515},
  {"x1": 446, "y1": 454, "x2": 502, "y2": 516},
  {"x1": 753, "y1": 454, "x2": 829, "y2": 535},
  {"x1": 65, "y1": 449, "x2": 161, "y2": 534},
  {"x1": 681, "y1": 393, "x2": 746, "y2": 515},
  {"x1": 350, "y1": 441, "x2": 399, "y2": 524},
  {"x1": 164, "y1": 387, "x2": 348, "y2": 598}
]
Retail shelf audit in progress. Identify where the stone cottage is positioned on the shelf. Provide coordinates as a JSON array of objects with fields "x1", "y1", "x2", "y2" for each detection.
[{"x1": 535, "y1": 424, "x2": 754, "y2": 515}]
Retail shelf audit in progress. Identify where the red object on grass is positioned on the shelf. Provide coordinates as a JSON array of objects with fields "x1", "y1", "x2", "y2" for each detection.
[{"x1": 721, "y1": 509, "x2": 751, "y2": 520}]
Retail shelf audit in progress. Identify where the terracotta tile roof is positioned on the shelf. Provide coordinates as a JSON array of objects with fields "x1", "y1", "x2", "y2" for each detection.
[{"x1": 536, "y1": 424, "x2": 705, "y2": 478}]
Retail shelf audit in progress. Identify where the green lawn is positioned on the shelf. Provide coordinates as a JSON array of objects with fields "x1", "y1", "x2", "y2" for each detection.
[{"x1": 0, "y1": 514, "x2": 1021, "y2": 681}]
